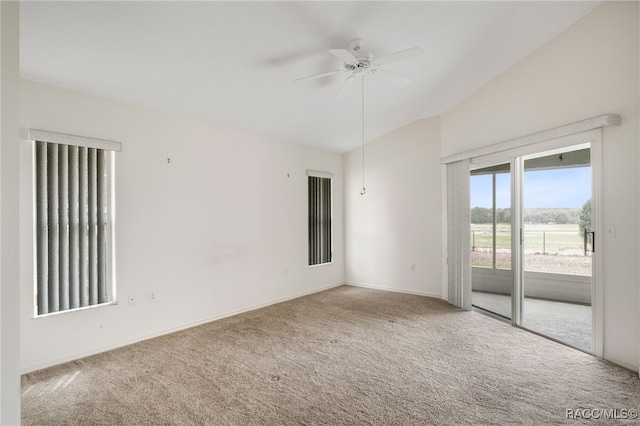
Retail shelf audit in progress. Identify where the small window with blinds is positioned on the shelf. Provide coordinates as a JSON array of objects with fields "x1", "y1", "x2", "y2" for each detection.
[
  {"x1": 308, "y1": 172, "x2": 332, "y2": 266},
  {"x1": 32, "y1": 130, "x2": 120, "y2": 316}
]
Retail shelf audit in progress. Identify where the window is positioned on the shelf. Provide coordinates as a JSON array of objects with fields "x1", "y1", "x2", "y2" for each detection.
[
  {"x1": 470, "y1": 165, "x2": 512, "y2": 270},
  {"x1": 31, "y1": 129, "x2": 120, "y2": 316},
  {"x1": 308, "y1": 172, "x2": 332, "y2": 266}
]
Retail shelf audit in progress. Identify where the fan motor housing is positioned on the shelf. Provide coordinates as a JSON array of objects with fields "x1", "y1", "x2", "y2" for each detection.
[{"x1": 346, "y1": 53, "x2": 373, "y2": 71}]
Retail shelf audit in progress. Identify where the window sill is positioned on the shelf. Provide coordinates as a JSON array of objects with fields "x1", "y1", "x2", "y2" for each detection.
[{"x1": 33, "y1": 300, "x2": 117, "y2": 319}]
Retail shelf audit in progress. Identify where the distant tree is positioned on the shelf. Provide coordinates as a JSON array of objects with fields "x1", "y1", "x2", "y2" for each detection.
[
  {"x1": 496, "y1": 208, "x2": 511, "y2": 224},
  {"x1": 526, "y1": 213, "x2": 551, "y2": 224},
  {"x1": 471, "y1": 207, "x2": 492, "y2": 224},
  {"x1": 568, "y1": 209, "x2": 580, "y2": 224},
  {"x1": 555, "y1": 212, "x2": 569, "y2": 224},
  {"x1": 579, "y1": 199, "x2": 591, "y2": 235}
]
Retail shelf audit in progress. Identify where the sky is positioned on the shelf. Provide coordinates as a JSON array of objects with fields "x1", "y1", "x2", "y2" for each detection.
[{"x1": 470, "y1": 167, "x2": 591, "y2": 209}]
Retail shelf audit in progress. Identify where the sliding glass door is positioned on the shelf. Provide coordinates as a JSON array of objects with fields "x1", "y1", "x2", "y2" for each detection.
[
  {"x1": 471, "y1": 163, "x2": 512, "y2": 320},
  {"x1": 520, "y1": 145, "x2": 593, "y2": 351},
  {"x1": 470, "y1": 136, "x2": 598, "y2": 354}
]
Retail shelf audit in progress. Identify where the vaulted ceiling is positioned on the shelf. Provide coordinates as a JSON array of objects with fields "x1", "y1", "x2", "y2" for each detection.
[{"x1": 20, "y1": 1, "x2": 602, "y2": 153}]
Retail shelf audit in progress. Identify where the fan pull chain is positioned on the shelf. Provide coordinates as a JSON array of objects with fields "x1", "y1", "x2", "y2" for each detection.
[{"x1": 360, "y1": 74, "x2": 366, "y2": 196}]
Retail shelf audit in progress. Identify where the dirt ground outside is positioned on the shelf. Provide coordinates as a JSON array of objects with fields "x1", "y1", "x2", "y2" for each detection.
[{"x1": 472, "y1": 249, "x2": 592, "y2": 276}]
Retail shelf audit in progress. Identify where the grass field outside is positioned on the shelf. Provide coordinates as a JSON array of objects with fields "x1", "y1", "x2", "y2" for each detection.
[
  {"x1": 472, "y1": 223, "x2": 584, "y2": 255},
  {"x1": 471, "y1": 223, "x2": 591, "y2": 274}
]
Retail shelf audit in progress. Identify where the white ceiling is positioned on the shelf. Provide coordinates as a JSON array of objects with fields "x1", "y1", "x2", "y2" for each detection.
[{"x1": 20, "y1": 1, "x2": 602, "y2": 153}]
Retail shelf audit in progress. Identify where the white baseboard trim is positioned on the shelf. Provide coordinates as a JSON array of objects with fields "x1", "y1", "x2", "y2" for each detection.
[
  {"x1": 346, "y1": 281, "x2": 447, "y2": 301},
  {"x1": 25, "y1": 281, "x2": 637, "y2": 376},
  {"x1": 22, "y1": 281, "x2": 345, "y2": 374},
  {"x1": 602, "y1": 353, "x2": 639, "y2": 373}
]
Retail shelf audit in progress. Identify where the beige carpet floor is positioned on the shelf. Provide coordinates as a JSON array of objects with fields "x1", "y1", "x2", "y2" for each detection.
[
  {"x1": 472, "y1": 291, "x2": 592, "y2": 350},
  {"x1": 22, "y1": 285, "x2": 640, "y2": 425}
]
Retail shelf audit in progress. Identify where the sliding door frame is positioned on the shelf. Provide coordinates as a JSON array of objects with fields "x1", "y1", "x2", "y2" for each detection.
[
  {"x1": 512, "y1": 157, "x2": 524, "y2": 327},
  {"x1": 469, "y1": 129, "x2": 603, "y2": 357}
]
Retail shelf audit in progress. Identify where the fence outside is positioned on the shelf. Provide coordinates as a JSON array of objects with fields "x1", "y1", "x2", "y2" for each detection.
[{"x1": 471, "y1": 227, "x2": 585, "y2": 256}]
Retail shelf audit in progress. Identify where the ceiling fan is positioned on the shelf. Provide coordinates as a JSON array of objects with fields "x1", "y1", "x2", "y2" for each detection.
[{"x1": 295, "y1": 38, "x2": 424, "y2": 97}]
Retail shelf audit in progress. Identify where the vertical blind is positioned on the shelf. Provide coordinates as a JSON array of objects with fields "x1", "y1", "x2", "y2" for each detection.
[
  {"x1": 446, "y1": 159, "x2": 472, "y2": 310},
  {"x1": 308, "y1": 176, "x2": 332, "y2": 266},
  {"x1": 36, "y1": 141, "x2": 110, "y2": 315}
]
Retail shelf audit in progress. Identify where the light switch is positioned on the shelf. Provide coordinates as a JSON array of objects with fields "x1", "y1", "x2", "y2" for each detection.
[{"x1": 606, "y1": 224, "x2": 616, "y2": 239}]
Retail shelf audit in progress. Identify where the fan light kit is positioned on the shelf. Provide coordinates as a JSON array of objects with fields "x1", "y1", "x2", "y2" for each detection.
[{"x1": 296, "y1": 39, "x2": 424, "y2": 195}]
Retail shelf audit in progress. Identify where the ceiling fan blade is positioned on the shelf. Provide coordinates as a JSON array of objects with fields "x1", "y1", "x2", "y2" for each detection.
[
  {"x1": 374, "y1": 47, "x2": 423, "y2": 66},
  {"x1": 337, "y1": 75, "x2": 357, "y2": 98},
  {"x1": 329, "y1": 49, "x2": 358, "y2": 64},
  {"x1": 373, "y1": 68, "x2": 412, "y2": 86},
  {"x1": 294, "y1": 69, "x2": 346, "y2": 82}
]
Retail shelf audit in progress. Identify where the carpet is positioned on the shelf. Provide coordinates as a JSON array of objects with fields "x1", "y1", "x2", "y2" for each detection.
[{"x1": 22, "y1": 285, "x2": 640, "y2": 425}]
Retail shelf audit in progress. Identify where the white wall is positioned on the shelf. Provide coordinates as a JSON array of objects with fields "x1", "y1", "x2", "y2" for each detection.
[
  {"x1": 1, "y1": 1, "x2": 21, "y2": 423},
  {"x1": 441, "y1": 1, "x2": 639, "y2": 370},
  {"x1": 344, "y1": 117, "x2": 443, "y2": 298},
  {"x1": 17, "y1": 1, "x2": 638, "y2": 377},
  {"x1": 19, "y1": 79, "x2": 344, "y2": 373}
]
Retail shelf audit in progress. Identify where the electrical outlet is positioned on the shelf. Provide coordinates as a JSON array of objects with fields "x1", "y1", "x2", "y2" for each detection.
[
  {"x1": 410, "y1": 264, "x2": 416, "y2": 272},
  {"x1": 128, "y1": 294, "x2": 136, "y2": 306},
  {"x1": 149, "y1": 291, "x2": 157, "y2": 302}
]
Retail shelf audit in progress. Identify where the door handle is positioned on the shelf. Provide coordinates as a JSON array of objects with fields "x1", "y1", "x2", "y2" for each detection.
[{"x1": 584, "y1": 229, "x2": 595, "y2": 253}]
